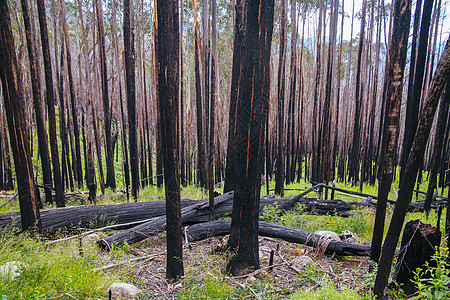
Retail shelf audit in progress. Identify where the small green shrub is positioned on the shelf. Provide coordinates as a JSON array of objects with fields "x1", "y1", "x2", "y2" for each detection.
[{"x1": 412, "y1": 247, "x2": 450, "y2": 300}]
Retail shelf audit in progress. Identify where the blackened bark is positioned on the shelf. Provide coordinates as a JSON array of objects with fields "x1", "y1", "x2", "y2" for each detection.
[
  {"x1": 20, "y1": 0, "x2": 53, "y2": 204},
  {"x1": 36, "y1": 0, "x2": 64, "y2": 207},
  {"x1": 156, "y1": 0, "x2": 183, "y2": 281},
  {"x1": 223, "y1": 0, "x2": 244, "y2": 193},
  {"x1": 124, "y1": 0, "x2": 139, "y2": 199},
  {"x1": 226, "y1": 0, "x2": 274, "y2": 276},
  {"x1": 61, "y1": 0, "x2": 82, "y2": 188},
  {"x1": 400, "y1": 0, "x2": 433, "y2": 176},
  {"x1": 374, "y1": 36, "x2": 450, "y2": 297},
  {"x1": 96, "y1": 0, "x2": 116, "y2": 190},
  {"x1": 349, "y1": 0, "x2": 367, "y2": 185},
  {"x1": 274, "y1": 0, "x2": 287, "y2": 196},
  {"x1": 424, "y1": 78, "x2": 450, "y2": 212},
  {"x1": 209, "y1": 0, "x2": 217, "y2": 221},
  {"x1": 193, "y1": 0, "x2": 205, "y2": 188},
  {"x1": 370, "y1": 0, "x2": 411, "y2": 266},
  {"x1": 180, "y1": 0, "x2": 186, "y2": 187},
  {"x1": 0, "y1": 0, "x2": 41, "y2": 232}
]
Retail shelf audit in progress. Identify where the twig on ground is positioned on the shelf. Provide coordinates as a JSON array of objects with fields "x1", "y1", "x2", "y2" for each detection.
[{"x1": 93, "y1": 251, "x2": 165, "y2": 272}]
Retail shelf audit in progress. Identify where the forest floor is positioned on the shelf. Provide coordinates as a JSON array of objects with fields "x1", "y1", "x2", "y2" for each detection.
[{"x1": 96, "y1": 231, "x2": 372, "y2": 299}]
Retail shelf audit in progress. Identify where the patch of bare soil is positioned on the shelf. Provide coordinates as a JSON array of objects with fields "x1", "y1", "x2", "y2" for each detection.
[{"x1": 98, "y1": 234, "x2": 370, "y2": 299}]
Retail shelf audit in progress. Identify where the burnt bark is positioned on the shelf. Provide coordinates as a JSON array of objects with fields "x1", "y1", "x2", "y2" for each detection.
[
  {"x1": 124, "y1": 0, "x2": 139, "y2": 199},
  {"x1": 20, "y1": 0, "x2": 53, "y2": 205},
  {"x1": 156, "y1": 0, "x2": 183, "y2": 280},
  {"x1": 274, "y1": 0, "x2": 287, "y2": 196},
  {"x1": 96, "y1": 0, "x2": 116, "y2": 190},
  {"x1": 394, "y1": 220, "x2": 440, "y2": 296},
  {"x1": 223, "y1": 1, "x2": 244, "y2": 193},
  {"x1": 374, "y1": 36, "x2": 450, "y2": 297},
  {"x1": 189, "y1": 220, "x2": 371, "y2": 256},
  {"x1": 424, "y1": 78, "x2": 450, "y2": 212},
  {"x1": 226, "y1": 0, "x2": 274, "y2": 276},
  {"x1": 36, "y1": 0, "x2": 64, "y2": 207},
  {"x1": 0, "y1": 0, "x2": 41, "y2": 232},
  {"x1": 370, "y1": 0, "x2": 411, "y2": 265}
]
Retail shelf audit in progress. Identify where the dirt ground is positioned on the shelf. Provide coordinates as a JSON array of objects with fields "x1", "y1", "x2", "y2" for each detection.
[{"x1": 97, "y1": 233, "x2": 371, "y2": 299}]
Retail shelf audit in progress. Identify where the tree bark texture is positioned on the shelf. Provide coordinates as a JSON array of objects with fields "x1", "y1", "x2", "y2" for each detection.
[
  {"x1": 20, "y1": 0, "x2": 53, "y2": 205},
  {"x1": 156, "y1": 0, "x2": 183, "y2": 280},
  {"x1": 374, "y1": 36, "x2": 450, "y2": 297},
  {"x1": 0, "y1": 0, "x2": 41, "y2": 232},
  {"x1": 370, "y1": 0, "x2": 411, "y2": 265},
  {"x1": 36, "y1": 0, "x2": 64, "y2": 207},
  {"x1": 124, "y1": 0, "x2": 139, "y2": 199},
  {"x1": 226, "y1": 0, "x2": 274, "y2": 276}
]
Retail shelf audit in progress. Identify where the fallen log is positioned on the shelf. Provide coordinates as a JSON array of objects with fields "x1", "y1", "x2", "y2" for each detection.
[
  {"x1": 0, "y1": 198, "x2": 203, "y2": 233},
  {"x1": 1, "y1": 188, "x2": 439, "y2": 235},
  {"x1": 97, "y1": 202, "x2": 205, "y2": 250},
  {"x1": 186, "y1": 219, "x2": 371, "y2": 256}
]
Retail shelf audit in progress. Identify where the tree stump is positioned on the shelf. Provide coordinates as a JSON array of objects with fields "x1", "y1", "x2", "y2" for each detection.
[{"x1": 394, "y1": 219, "x2": 440, "y2": 295}]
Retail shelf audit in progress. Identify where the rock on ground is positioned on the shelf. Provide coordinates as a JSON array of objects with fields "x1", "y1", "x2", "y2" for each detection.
[{"x1": 108, "y1": 283, "x2": 143, "y2": 300}]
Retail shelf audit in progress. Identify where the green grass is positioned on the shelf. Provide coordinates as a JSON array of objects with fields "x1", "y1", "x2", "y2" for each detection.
[
  {"x1": 291, "y1": 284, "x2": 365, "y2": 300},
  {"x1": 0, "y1": 229, "x2": 116, "y2": 299}
]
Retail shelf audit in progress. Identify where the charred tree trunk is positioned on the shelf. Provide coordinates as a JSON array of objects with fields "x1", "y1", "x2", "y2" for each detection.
[
  {"x1": 424, "y1": 78, "x2": 450, "y2": 212},
  {"x1": 192, "y1": 0, "x2": 205, "y2": 189},
  {"x1": 36, "y1": 0, "x2": 64, "y2": 207},
  {"x1": 223, "y1": 1, "x2": 244, "y2": 193},
  {"x1": 374, "y1": 37, "x2": 450, "y2": 297},
  {"x1": 400, "y1": 0, "x2": 434, "y2": 177},
  {"x1": 370, "y1": 0, "x2": 411, "y2": 266},
  {"x1": 96, "y1": 0, "x2": 116, "y2": 190},
  {"x1": 274, "y1": 0, "x2": 287, "y2": 196},
  {"x1": 226, "y1": 0, "x2": 274, "y2": 276},
  {"x1": 156, "y1": 0, "x2": 183, "y2": 281},
  {"x1": 124, "y1": 0, "x2": 139, "y2": 199},
  {"x1": 61, "y1": 0, "x2": 82, "y2": 189},
  {"x1": 349, "y1": 0, "x2": 367, "y2": 186},
  {"x1": 0, "y1": 0, "x2": 41, "y2": 232},
  {"x1": 209, "y1": 0, "x2": 217, "y2": 221},
  {"x1": 20, "y1": 0, "x2": 53, "y2": 205}
]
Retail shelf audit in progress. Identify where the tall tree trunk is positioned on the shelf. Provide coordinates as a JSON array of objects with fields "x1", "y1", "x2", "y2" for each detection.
[
  {"x1": 227, "y1": 0, "x2": 274, "y2": 276},
  {"x1": 180, "y1": 0, "x2": 186, "y2": 187},
  {"x1": 209, "y1": 0, "x2": 217, "y2": 221},
  {"x1": 96, "y1": 0, "x2": 116, "y2": 190},
  {"x1": 156, "y1": 0, "x2": 183, "y2": 281},
  {"x1": 321, "y1": 0, "x2": 339, "y2": 186},
  {"x1": 274, "y1": 0, "x2": 287, "y2": 196},
  {"x1": 192, "y1": 0, "x2": 205, "y2": 188},
  {"x1": 36, "y1": 0, "x2": 64, "y2": 207},
  {"x1": 374, "y1": 36, "x2": 450, "y2": 297},
  {"x1": 349, "y1": 0, "x2": 367, "y2": 186},
  {"x1": 423, "y1": 77, "x2": 450, "y2": 212},
  {"x1": 223, "y1": 0, "x2": 244, "y2": 193},
  {"x1": 110, "y1": 0, "x2": 129, "y2": 198},
  {"x1": 400, "y1": 0, "x2": 434, "y2": 179},
  {"x1": 370, "y1": 0, "x2": 411, "y2": 266},
  {"x1": 124, "y1": 0, "x2": 139, "y2": 199},
  {"x1": 311, "y1": 0, "x2": 324, "y2": 183},
  {"x1": 60, "y1": 0, "x2": 82, "y2": 188},
  {"x1": 20, "y1": 0, "x2": 53, "y2": 204},
  {"x1": 0, "y1": 0, "x2": 41, "y2": 232}
]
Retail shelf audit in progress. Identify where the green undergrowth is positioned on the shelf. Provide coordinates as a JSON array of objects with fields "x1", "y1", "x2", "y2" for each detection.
[
  {"x1": 260, "y1": 202, "x2": 375, "y2": 242},
  {"x1": 291, "y1": 284, "x2": 364, "y2": 300},
  {"x1": 0, "y1": 229, "x2": 115, "y2": 299}
]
